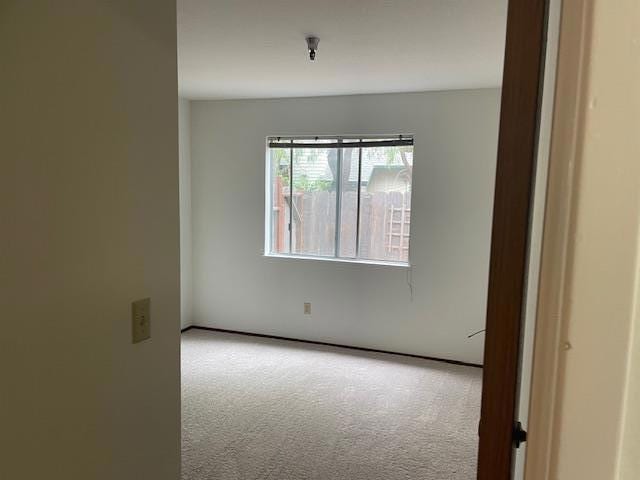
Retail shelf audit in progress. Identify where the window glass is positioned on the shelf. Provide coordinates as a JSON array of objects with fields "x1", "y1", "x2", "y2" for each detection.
[
  {"x1": 269, "y1": 145, "x2": 290, "y2": 254},
  {"x1": 358, "y1": 145, "x2": 413, "y2": 263},
  {"x1": 338, "y1": 142, "x2": 360, "y2": 258},
  {"x1": 291, "y1": 139, "x2": 337, "y2": 257},
  {"x1": 267, "y1": 137, "x2": 413, "y2": 265}
]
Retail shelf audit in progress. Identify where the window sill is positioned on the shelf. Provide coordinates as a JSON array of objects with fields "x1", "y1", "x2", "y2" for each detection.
[{"x1": 263, "y1": 253, "x2": 410, "y2": 268}]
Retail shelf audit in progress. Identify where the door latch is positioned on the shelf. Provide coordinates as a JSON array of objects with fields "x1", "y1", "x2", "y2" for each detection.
[{"x1": 513, "y1": 421, "x2": 528, "y2": 448}]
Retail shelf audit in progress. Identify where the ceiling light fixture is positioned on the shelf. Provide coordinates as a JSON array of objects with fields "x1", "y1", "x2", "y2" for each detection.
[{"x1": 306, "y1": 36, "x2": 319, "y2": 61}]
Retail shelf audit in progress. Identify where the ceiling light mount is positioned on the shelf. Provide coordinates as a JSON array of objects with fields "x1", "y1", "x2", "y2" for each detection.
[{"x1": 306, "y1": 36, "x2": 319, "y2": 61}]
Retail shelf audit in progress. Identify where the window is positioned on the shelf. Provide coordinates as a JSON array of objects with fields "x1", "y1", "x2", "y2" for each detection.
[{"x1": 266, "y1": 136, "x2": 413, "y2": 265}]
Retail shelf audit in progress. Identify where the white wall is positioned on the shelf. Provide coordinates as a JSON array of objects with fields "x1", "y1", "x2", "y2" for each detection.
[
  {"x1": 189, "y1": 90, "x2": 500, "y2": 364},
  {"x1": 180, "y1": 98, "x2": 193, "y2": 329},
  {"x1": 0, "y1": 2, "x2": 180, "y2": 479}
]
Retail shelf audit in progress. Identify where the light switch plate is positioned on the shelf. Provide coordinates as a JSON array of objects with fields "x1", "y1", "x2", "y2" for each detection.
[
  {"x1": 132, "y1": 298, "x2": 151, "y2": 343},
  {"x1": 304, "y1": 302, "x2": 311, "y2": 315}
]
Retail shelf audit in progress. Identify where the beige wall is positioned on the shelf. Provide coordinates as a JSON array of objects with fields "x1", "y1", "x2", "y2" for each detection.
[
  {"x1": 527, "y1": 0, "x2": 640, "y2": 478},
  {"x1": 621, "y1": 272, "x2": 640, "y2": 478},
  {"x1": 0, "y1": 2, "x2": 180, "y2": 479},
  {"x1": 616, "y1": 1, "x2": 640, "y2": 476}
]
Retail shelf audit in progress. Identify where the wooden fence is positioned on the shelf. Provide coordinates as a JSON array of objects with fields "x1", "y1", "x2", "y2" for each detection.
[{"x1": 274, "y1": 188, "x2": 411, "y2": 262}]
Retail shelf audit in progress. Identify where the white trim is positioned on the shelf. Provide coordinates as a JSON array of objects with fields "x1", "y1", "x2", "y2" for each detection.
[
  {"x1": 513, "y1": 1, "x2": 563, "y2": 478},
  {"x1": 265, "y1": 134, "x2": 414, "y2": 265},
  {"x1": 263, "y1": 253, "x2": 410, "y2": 268},
  {"x1": 525, "y1": 0, "x2": 593, "y2": 478},
  {"x1": 264, "y1": 141, "x2": 272, "y2": 256}
]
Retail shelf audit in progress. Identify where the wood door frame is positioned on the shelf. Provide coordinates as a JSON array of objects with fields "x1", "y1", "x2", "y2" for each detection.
[{"x1": 478, "y1": 0, "x2": 550, "y2": 478}]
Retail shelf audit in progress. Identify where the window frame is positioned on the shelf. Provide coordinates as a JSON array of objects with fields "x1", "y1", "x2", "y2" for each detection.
[{"x1": 264, "y1": 134, "x2": 414, "y2": 267}]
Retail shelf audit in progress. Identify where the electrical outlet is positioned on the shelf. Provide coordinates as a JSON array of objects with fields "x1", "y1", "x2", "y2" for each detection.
[
  {"x1": 304, "y1": 302, "x2": 311, "y2": 315},
  {"x1": 132, "y1": 298, "x2": 151, "y2": 343}
]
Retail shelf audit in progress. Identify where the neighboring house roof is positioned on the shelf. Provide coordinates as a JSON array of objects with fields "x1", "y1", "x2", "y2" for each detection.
[
  {"x1": 367, "y1": 166, "x2": 411, "y2": 193},
  {"x1": 292, "y1": 152, "x2": 334, "y2": 182},
  {"x1": 348, "y1": 151, "x2": 413, "y2": 183},
  {"x1": 291, "y1": 149, "x2": 413, "y2": 185}
]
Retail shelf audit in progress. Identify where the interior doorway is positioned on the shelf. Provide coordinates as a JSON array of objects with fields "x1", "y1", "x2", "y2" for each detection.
[{"x1": 177, "y1": 1, "x2": 557, "y2": 479}]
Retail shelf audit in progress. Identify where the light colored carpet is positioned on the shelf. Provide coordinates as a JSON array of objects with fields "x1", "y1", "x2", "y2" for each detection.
[{"x1": 181, "y1": 329, "x2": 482, "y2": 480}]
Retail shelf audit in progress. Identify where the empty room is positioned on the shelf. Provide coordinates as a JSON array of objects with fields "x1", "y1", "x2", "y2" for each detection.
[
  {"x1": 4, "y1": 2, "x2": 640, "y2": 480},
  {"x1": 177, "y1": 1, "x2": 519, "y2": 479}
]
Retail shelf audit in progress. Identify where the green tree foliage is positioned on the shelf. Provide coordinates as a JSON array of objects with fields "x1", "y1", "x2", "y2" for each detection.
[{"x1": 293, "y1": 175, "x2": 333, "y2": 192}]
